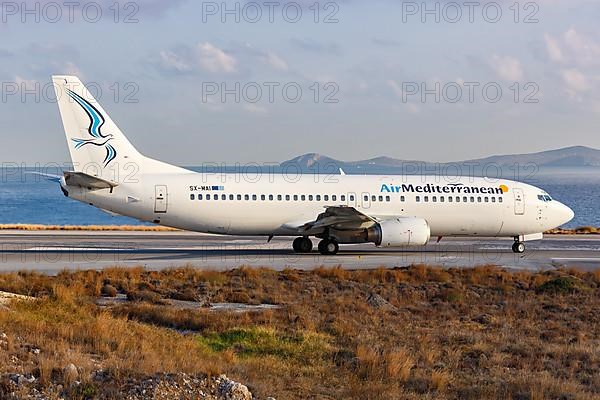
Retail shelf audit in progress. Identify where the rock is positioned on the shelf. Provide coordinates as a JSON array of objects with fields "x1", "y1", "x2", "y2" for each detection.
[
  {"x1": 10, "y1": 373, "x2": 35, "y2": 386},
  {"x1": 22, "y1": 343, "x2": 41, "y2": 354},
  {"x1": 63, "y1": 363, "x2": 79, "y2": 383},
  {"x1": 0, "y1": 291, "x2": 35, "y2": 305},
  {"x1": 366, "y1": 293, "x2": 398, "y2": 312},
  {"x1": 101, "y1": 284, "x2": 118, "y2": 297},
  {"x1": 2, "y1": 370, "x2": 257, "y2": 399},
  {"x1": 472, "y1": 314, "x2": 493, "y2": 325},
  {"x1": 218, "y1": 375, "x2": 253, "y2": 400}
]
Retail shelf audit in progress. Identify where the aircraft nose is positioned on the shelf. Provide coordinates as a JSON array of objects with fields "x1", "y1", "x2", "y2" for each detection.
[{"x1": 554, "y1": 202, "x2": 574, "y2": 227}]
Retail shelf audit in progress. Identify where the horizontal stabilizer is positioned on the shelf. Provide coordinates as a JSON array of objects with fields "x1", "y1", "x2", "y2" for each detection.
[
  {"x1": 25, "y1": 172, "x2": 62, "y2": 183},
  {"x1": 63, "y1": 171, "x2": 118, "y2": 190}
]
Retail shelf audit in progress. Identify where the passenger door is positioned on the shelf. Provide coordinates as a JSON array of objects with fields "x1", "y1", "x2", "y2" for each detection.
[{"x1": 514, "y1": 188, "x2": 524, "y2": 215}]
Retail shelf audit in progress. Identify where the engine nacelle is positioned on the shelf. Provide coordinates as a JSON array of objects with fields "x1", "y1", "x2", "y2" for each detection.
[{"x1": 369, "y1": 217, "x2": 430, "y2": 247}]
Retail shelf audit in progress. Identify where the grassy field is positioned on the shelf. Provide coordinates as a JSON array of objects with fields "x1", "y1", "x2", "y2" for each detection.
[{"x1": 1, "y1": 265, "x2": 599, "y2": 399}]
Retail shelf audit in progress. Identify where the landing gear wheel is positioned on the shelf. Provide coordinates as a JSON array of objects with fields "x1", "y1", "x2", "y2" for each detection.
[
  {"x1": 512, "y1": 242, "x2": 525, "y2": 253},
  {"x1": 293, "y1": 237, "x2": 313, "y2": 253},
  {"x1": 318, "y1": 239, "x2": 339, "y2": 255}
]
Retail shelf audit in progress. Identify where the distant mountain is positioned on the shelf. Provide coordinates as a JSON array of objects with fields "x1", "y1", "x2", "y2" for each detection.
[
  {"x1": 282, "y1": 146, "x2": 600, "y2": 170},
  {"x1": 283, "y1": 153, "x2": 340, "y2": 168},
  {"x1": 465, "y1": 146, "x2": 600, "y2": 167}
]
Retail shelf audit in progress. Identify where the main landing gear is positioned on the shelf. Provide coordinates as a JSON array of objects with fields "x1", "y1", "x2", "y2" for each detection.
[
  {"x1": 512, "y1": 238, "x2": 526, "y2": 254},
  {"x1": 292, "y1": 237, "x2": 313, "y2": 253},
  {"x1": 318, "y1": 238, "x2": 339, "y2": 255},
  {"x1": 292, "y1": 237, "x2": 340, "y2": 255}
]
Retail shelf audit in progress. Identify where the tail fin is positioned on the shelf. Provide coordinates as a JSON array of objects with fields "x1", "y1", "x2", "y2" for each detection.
[{"x1": 52, "y1": 75, "x2": 186, "y2": 180}]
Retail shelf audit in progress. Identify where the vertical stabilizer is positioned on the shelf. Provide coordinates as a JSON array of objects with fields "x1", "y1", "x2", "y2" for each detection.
[{"x1": 52, "y1": 75, "x2": 187, "y2": 180}]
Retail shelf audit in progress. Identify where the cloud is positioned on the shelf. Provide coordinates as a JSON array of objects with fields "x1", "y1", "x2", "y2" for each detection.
[
  {"x1": 155, "y1": 42, "x2": 292, "y2": 77},
  {"x1": 491, "y1": 55, "x2": 524, "y2": 81},
  {"x1": 27, "y1": 43, "x2": 81, "y2": 61},
  {"x1": 136, "y1": 0, "x2": 189, "y2": 17},
  {"x1": 199, "y1": 97, "x2": 225, "y2": 112},
  {"x1": 563, "y1": 28, "x2": 600, "y2": 67},
  {"x1": 544, "y1": 29, "x2": 600, "y2": 67},
  {"x1": 243, "y1": 104, "x2": 268, "y2": 114},
  {"x1": 14, "y1": 75, "x2": 37, "y2": 87},
  {"x1": 7, "y1": 0, "x2": 188, "y2": 23},
  {"x1": 371, "y1": 38, "x2": 403, "y2": 48},
  {"x1": 240, "y1": 44, "x2": 290, "y2": 72},
  {"x1": 197, "y1": 42, "x2": 237, "y2": 73},
  {"x1": 291, "y1": 38, "x2": 341, "y2": 55},
  {"x1": 544, "y1": 34, "x2": 564, "y2": 63},
  {"x1": 407, "y1": 104, "x2": 420, "y2": 114},
  {"x1": 159, "y1": 49, "x2": 193, "y2": 73},
  {"x1": 542, "y1": 29, "x2": 600, "y2": 101},
  {"x1": 156, "y1": 42, "x2": 237, "y2": 74},
  {"x1": 561, "y1": 68, "x2": 588, "y2": 95},
  {"x1": 56, "y1": 61, "x2": 83, "y2": 77},
  {"x1": 263, "y1": 52, "x2": 288, "y2": 71},
  {"x1": 387, "y1": 80, "x2": 404, "y2": 98}
]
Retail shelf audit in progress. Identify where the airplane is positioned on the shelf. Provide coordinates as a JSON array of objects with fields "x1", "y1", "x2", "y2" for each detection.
[{"x1": 48, "y1": 75, "x2": 574, "y2": 255}]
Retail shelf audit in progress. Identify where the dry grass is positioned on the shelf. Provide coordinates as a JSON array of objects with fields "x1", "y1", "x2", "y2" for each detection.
[
  {"x1": 1, "y1": 265, "x2": 600, "y2": 399},
  {"x1": 546, "y1": 226, "x2": 600, "y2": 234}
]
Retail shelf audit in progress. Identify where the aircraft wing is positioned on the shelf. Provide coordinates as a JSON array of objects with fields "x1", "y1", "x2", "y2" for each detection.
[{"x1": 294, "y1": 206, "x2": 377, "y2": 235}]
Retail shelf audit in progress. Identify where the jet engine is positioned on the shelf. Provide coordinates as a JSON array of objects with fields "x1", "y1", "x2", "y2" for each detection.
[{"x1": 368, "y1": 217, "x2": 430, "y2": 247}]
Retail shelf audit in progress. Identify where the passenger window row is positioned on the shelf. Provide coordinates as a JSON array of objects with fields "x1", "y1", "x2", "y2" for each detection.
[
  {"x1": 190, "y1": 193, "x2": 354, "y2": 202},
  {"x1": 188, "y1": 193, "x2": 504, "y2": 204}
]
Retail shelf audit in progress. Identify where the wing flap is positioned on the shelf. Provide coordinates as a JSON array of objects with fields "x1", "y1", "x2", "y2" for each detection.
[{"x1": 295, "y1": 206, "x2": 376, "y2": 234}]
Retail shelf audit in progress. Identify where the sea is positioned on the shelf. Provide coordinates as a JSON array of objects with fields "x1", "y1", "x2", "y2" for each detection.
[{"x1": 0, "y1": 166, "x2": 598, "y2": 229}]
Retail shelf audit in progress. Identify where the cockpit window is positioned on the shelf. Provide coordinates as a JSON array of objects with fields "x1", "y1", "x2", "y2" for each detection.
[
  {"x1": 544, "y1": 195, "x2": 552, "y2": 201},
  {"x1": 538, "y1": 194, "x2": 553, "y2": 202}
]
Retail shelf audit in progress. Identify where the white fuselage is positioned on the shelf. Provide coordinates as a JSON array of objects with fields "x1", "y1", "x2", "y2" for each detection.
[
  {"x1": 50, "y1": 75, "x2": 575, "y2": 251},
  {"x1": 64, "y1": 172, "x2": 574, "y2": 239}
]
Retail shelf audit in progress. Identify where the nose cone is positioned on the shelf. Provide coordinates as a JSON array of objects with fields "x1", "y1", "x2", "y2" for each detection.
[{"x1": 554, "y1": 202, "x2": 575, "y2": 227}]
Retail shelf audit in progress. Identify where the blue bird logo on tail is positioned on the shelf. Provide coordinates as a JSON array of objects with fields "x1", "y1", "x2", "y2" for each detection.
[{"x1": 66, "y1": 88, "x2": 117, "y2": 167}]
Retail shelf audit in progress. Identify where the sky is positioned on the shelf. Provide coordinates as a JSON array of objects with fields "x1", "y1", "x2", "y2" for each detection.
[{"x1": 1, "y1": 0, "x2": 599, "y2": 165}]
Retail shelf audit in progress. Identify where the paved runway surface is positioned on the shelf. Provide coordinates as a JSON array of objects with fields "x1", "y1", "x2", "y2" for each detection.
[{"x1": 0, "y1": 231, "x2": 599, "y2": 274}]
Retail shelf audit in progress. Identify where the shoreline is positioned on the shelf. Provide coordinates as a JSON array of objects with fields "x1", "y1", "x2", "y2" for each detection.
[
  {"x1": 0, "y1": 224, "x2": 178, "y2": 232},
  {"x1": 0, "y1": 224, "x2": 597, "y2": 235}
]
